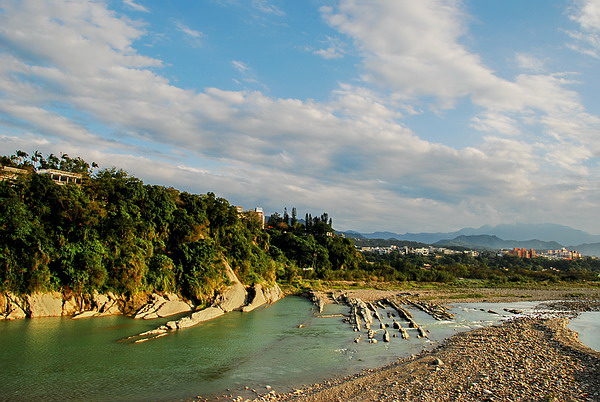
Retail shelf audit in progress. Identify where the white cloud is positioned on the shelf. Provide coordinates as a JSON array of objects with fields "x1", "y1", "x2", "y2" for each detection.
[
  {"x1": 567, "y1": 0, "x2": 600, "y2": 57},
  {"x1": 321, "y1": 0, "x2": 505, "y2": 107},
  {"x1": 123, "y1": 0, "x2": 149, "y2": 13},
  {"x1": 515, "y1": 53, "x2": 547, "y2": 72},
  {"x1": 470, "y1": 112, "x2": 521, "y2": 136},
  {"x1": 251, "y1": 0, "x2": 285, "y2": 16},
  {"x1": 175, "y1": 21, "x2": 203, "y2": 39},
  {"x1": 231, "y1": 61, "x2": 265, "y2": 88},
  {"x1": 232, "y1": 60, "x2": 251, "y2": 74},
  {"x1": 322, "y1": 1, "x2": 600, "y2": 163},
  {"x1": 0, "y1": 0, "x2": 599, "y2": 233},
  {"x1": 312, "y1": 36, "x2": 346, "y2": 59},
  {"x1": 314, "y1": 48, "x2": 343, "y2": 60}
]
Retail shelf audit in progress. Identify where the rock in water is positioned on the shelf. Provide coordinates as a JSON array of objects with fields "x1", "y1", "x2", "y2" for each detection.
[
  {"x1": 168, "y1": 306, "x2": 225, "y2": 329},
  {"x1": 155, "y1": 298, "x2": 192, "y2": 317},
  {"x1": 400, "y1": 327, "x2": 410, "y2": 339}
]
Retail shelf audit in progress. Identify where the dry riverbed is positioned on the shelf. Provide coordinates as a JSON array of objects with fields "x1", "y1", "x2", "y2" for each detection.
[
  {"x1": 237, "y1": 287, "x2": 600, "y2": 402},
  {"x1": 315, "y1": 285, "x2": 600, "y2": 304}
]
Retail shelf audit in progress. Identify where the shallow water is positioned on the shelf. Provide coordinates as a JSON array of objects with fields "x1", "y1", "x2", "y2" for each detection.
[
  {"x1": 0, "y1": 297, "x2": 594, "y2": 400},
  {"x1": 568, "y1": 311, "x2": 600, "y2": 352}
]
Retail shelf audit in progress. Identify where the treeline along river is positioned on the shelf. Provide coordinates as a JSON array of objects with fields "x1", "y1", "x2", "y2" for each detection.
[{"x1": 0, "y1": 296, "x2": 598, "y2": 401}]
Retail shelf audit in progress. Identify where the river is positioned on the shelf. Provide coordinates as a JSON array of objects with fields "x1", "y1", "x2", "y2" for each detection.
[{"x1": 0, "y1": 297, "x2": 597, "y2": 401}]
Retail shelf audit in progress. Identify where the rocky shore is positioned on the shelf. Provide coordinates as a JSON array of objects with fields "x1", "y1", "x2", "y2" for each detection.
[
  {"x1": 238, "y1": 288, "x2": 600, "y2": 402},
  {"x1": 0, "y1": 262, "x2": 283, "y2": 331},
  {"x1": 250, "y1": 316, "x2": 599, "y2": 402},
  {"x1": 310, "y1": 286, "x2": 600, "y2": 305}
]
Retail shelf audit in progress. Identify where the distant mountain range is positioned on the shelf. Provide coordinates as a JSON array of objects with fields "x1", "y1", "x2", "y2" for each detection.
[
  {"x1": 340, "y1": 223, "x2": 600, "y2": 257},
  {"x1": 432, "y1": 235, "x2": 563, "y2": 251},
  {"x1": 344, "y1": 223, "x2": 600, "y2": 246}
]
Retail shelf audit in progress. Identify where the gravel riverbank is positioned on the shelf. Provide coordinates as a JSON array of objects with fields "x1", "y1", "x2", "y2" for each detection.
[
  {"x1": 242, "y1": 287, "x2": 600, "y2": 402},
  {"x1": 316, "y1": 286, "x2": 600, "y2": 305},
  {"x1": 252, "y1": 317, "x2": 600, "y2": 401}
]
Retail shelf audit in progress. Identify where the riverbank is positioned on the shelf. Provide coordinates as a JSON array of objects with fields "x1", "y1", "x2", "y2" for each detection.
[
  {"x1": 251, "y1": 317, "x2": 600, "y2": 401},
  {"x1": 234, "y1": 286, "x2": 600, "y2": 402},
  {"x1": 309, "y1": 285, "x2": 600, "y2": 305}
]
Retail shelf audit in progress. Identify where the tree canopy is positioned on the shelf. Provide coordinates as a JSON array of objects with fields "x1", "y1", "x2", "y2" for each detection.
[{"x1": 1, "y1": 152, "x2": 597, "y2": 301}]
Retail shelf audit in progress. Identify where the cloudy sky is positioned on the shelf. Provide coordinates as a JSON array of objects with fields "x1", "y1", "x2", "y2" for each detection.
[{"x1": 1, "y1": 0, "x2": 600, "y2": 234}]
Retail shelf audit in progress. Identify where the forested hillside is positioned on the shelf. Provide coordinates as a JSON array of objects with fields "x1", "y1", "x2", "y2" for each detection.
[
  {"x1": 1, "y1": 152, "x2": 598, "y2": 302},
  {"x1": 0, "y1": 152, "x2": 363, "y2": 302}
]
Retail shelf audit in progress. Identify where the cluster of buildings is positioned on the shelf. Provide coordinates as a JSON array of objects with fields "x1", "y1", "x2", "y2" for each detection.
[
  {"x1": 501, "y1": 247, "x2": 583, "y2": 260},
  {"x1": 359, "y1": 244, "x2": 584, "y2": 261},
  {"x1": 359, "y1": 245, "x2": 480, "y2": 257},
  {"x1": 0, "y1": 166, "x2": 83, "y2": 185}
]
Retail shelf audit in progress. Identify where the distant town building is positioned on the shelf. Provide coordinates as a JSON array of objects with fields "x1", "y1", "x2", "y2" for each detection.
[
  {"x1": 502, "y1": 247, "x2": 583, "y2": 260},
  {"x1": 462, "y1": 250, "x2": 480, "y2": 257},
  {"x1": 1, "y1": 166, "x2": 84, "y2": 186},
  {"x1": 506, "y1": 248, "x2": 537, "y2": 258},
  {"x1": 358, "y1": 245, "x2": 480, "y2": 258},
  {"x1": 539, "y1": 248, "x2": 582, "y2": 260},
  {"x1": 236, "y1": 206, "x2": 266, "y2": 229},
  {"x1": 37, "y1": 169, "x2": 84, "y2": 185},
  {"x1": 0, "y1": 166, "x2": 29, "y2": 182},
  {"x1": 254, "y1": 207, "x2": 265, "y2": 229},
  {"x1": 413, "y1": 247, "x2": 430, "y2": 256}
]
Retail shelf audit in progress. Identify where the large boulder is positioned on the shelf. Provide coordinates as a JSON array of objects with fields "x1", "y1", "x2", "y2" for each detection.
[
  {"x1": 62, "y1": 295, "x2": 81, "y2": 316},
  {"x1": 73, "y1": 292, "x2": 122, "y2": 319},
  {"x1": 134, "y1": 294, "x2": 193, "y2": 319},
  {"x1": 26, "y1": 292, "x2": 64, "y2": 318},
  {"x1": 215, "y1": 262, "x2": 247, "y2": 312},
  {"x1": 242, "y1": 284, "x2": 268, "y2": 312},
  {"x1": 155, "y1": 299, "x2": 192, "y2": 318},
  {"x1": 134, "y1": 294, "x2": 162, "y2": 319},
  {"x1": 167, "y1": 306, "x2": 225, "y2": 329},
  {"x1": 98, "y1": 292, "x2": 121, "y2": 315},
  {"x1": 217, "y1": 282, "x2": 247, "y2": 312},
  {"x1": 263, "y1": 283, "x2": 284, "y2": 304},
  {"x1": 0, "y1": 293, "x2": 6, "y2": 317},
  {"x1": 2, "y1": 293, "x2": 27, "y2": 320},
  {"x1": 242, "y1": 282, "x2": 284, "y2": 312}
]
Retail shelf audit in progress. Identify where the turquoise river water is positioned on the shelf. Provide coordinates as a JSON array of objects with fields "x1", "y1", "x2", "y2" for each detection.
[{"x1": 0, "y1": 297, "x2": 597, "y2": 401}]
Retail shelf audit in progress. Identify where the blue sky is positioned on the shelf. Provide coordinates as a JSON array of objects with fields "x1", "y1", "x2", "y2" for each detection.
[{"x1": 1, "y1": 0, "x2": 600, "y2": 234}]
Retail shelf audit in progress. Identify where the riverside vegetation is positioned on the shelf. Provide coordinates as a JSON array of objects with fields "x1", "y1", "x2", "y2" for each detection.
[
  {"x1": 0, "y1": 151, "x2": 363, "y2": 312},
  {"x1": 1, "y1": 151, "x2": 599, "y2": 315}
]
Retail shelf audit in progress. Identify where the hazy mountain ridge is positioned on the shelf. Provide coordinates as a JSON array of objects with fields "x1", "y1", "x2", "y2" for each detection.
[
  {"x1": 570, "y1": 243, "x2": 600, "y2": 258},
  {"x1": 343, "y1": 224, "x2": 600, "y2": 257},
  {"x1": 354, "y1": 223, "x2": 600, "y2": 247},
  {"x1": 433, "y1": 235, "x2": 563, "y2": 251}
]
